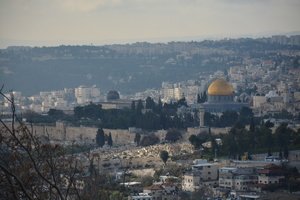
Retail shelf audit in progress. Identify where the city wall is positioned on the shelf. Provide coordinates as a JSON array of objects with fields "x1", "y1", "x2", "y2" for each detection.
[
  {"x1": 32, "y1": 122, "x2": 136, "y2": 145},
  {"x1": 31, "y1": 123, "x2": 232, "y2": 145}
]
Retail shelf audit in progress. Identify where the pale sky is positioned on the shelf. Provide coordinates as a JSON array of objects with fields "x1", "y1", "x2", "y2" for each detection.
[{"x1": 0, "y1": 0, "x2": 299, "y2": 47}]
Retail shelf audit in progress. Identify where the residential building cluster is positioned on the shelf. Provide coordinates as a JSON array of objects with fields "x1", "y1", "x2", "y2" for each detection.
[
  {"x1": 125, "y1": 156, "x2": 298, "y2": 200},
  {"x1": 1, "y1": 85, "x2": 101, "y2": 113}
]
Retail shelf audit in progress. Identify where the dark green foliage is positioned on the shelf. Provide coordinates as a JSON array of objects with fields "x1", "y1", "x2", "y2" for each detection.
[
  {"x1": 197, "y1": 92, "x2": 207, "y2": 103},
  {"x1": 24, "y1": 111, "x2": 56, "y2": 124},
  {"x1": 220, "y1": 111, "x2": 239, "y2": 127},
  {"x1": 102, "y1": 108, "x2": 133, "y2": 129},
  {"x1": 140, "y1": 134, "x2": 160, "y2": 147},
  {"x1": 145, "y1": 97, "x2": 155, "y2": 110},
  {"x1": 223, "y1": 127, "x2": 245, "y2": 159},
  {"x1": 134, "y1": 132, "x2": 141, "y2": 146},
  {"x1": 274, "y1": 123, "x2": 294, "y2": 159},
  {"x1": 249, "y1": 117, "x2": 255, "y2": 132},
  {"x1": 292, "y1": 128, "x2": 300, "y2": 145},
  {"x1": 136, "y1": 111, "x2": 161, "y2": 130},
  {"x1": 292, "y1": 57, "x2": 299, "y2": 68},
  {"x1": 197, "y1": 94, "x2": 201, "y2": 103},
  {"x1": 160, "y1": 150, "x2": 169, "y2": 165},
  {"x1": 156, "y1": 97, "x2": 163, "y2": 113},
  {"x1": 48, "y1": 109, "x2": 65, "y2": 118},
  {"x1": 74, "y1": 103, "x2": 102, "y2": 120},
  {"x1": 70, "y1": 98, "x2": 198, "y2": 130},
  {"x1": 73, "y1": 98, "x2": 253, "y2": 130},
  {"x1": 188, "y1": 133, "x2": 210, "y2": 149},
  {"x1": 220, "y1": 122, "x2": 297, "y2": 159},
  {"x1": 140, "y1": 176, "x2": 154, "y2": 187},
  {"x1": 238, "y1": 106, "x2": 254, "y2": 125},
  {"x1": 204, "y1": 110, "x2": 243, "y2": 128},
  {"x1": 264, "y1": 120, "x2": 274, "y2": 128},
  {"x1": 177, "y1": 97, "x2": 188, "y2": 107},
  {"x1": 96, "y1": 128, "x2": 105, "y2": 147},
  {"x1": 165, "y1": 129, "x2": 182, "y2": 142},
  {"x1": 130, "y1": 101, "x2": 136, "y2": 111},
  {"x1": 107, "y1": 132, "x2": 113, "y2": 147},
  {"x1": 136, "y1": 99, "x2": 144, "y2": 114},
  {"x1": 189, "y1": 135, "x2": 201, "y2": 149}
]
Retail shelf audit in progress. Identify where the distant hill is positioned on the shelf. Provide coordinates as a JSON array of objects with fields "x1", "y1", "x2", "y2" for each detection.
[{"x1": 0, "y1": 36, "x2": 299, "y2": 95}]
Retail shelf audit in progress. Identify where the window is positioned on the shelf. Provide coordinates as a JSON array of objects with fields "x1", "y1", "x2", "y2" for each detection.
[{"x1": 208, "y1": 172, "x2": 211, "y2": 174}]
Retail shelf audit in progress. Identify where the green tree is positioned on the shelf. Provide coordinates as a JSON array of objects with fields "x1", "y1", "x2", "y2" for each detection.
[
  {"x1": 96, "y1": 128, "x2": 105, "y2": 147},
  {"x1": 249, "y1": 117, "x2": 255, "y2": 132},
  {"x1": 264, "y1": 120, "x2": 274, "y2": 128},
  {"x1": 130, "y1": 101, "x2": 136, "y2": 111},
  {"x1": 197, "y1": 94, "x2": 201, "y2": 103},
  {"x1": 134, "y1": 132, "x2": 141, "y2": 146},
  {"x1": 74, "y1": 103, "x2": 102, "y2": 120},
  {"x1": 177, "y1": 97, "x2": 188, "y2": 107},
  {"x1": 165, "y1": 129, "x2": 182, "y2": 143},
  {"x1": 189, "y1": 135, "x2": 201, "y2": 149},
  {"x1": 136, "y1": 99, "x2": 144, "y2": 114},
  {"x1": 160, "y1": 150, "x2": 169, "y2": 165},
  {"x1": 188, "y1": 133, "x2": 210, "y2": 149},
  {"x1": 154, "y1": 97, "x2": 163, "y2": 114},
  {"x1": 219, "y1": 111, "x2": 238, "y2": 127},
  {"x1": 275, "y1": 123, "x2": 294, "y2": 155},
  {"x1": 258, "y1": 125, "x2": 273, "y2": 153},
  {"x1": 197, "y1": 92, "x2": 207, "y2": 103},
  {"x1": 239, "y1": 106, "x2": 253, "y2": 125},
  {"x1": 140, "y1": 134, "x2": 160, "y2": 146},
  {"x1": 48, "y1": 109, "x2": 65, "y2": 119},
  {"x1": 107, "y1": 132, "x2": 113, "y2": 147},
  {"x1": 145, "y1": 97, "x2": 156, "y2": 110}
]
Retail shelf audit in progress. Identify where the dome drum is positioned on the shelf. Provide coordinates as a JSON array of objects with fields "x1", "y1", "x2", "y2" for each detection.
[{"x1": 208, "y1": 95, "x2": 234, "y2": 103}]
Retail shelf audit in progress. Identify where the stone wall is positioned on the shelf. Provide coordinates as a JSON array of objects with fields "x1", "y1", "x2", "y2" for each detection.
[{"x1": 31, "y1": 122, "x2": 136, "y2": 145}]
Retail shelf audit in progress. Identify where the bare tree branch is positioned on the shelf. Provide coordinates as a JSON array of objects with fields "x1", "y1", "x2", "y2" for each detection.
[{"x1": 0, "y1": 163, "x2": 34, "y2": 200}]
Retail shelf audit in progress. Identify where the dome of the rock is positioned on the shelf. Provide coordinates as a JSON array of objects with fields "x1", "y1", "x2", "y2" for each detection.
[{"x1": 207, "y1": 79, "x2": 234, "y2": 96}]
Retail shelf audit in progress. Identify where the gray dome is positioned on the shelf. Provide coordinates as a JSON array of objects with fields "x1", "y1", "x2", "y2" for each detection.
[{"x1": 107, "y1": 90, "x2": 120, "y2": 100}]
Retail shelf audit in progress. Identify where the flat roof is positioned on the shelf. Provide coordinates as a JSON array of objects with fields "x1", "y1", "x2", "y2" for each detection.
[
  {"x1": 239, "y1": 194, "x2": 260, "y2": 199},
  {"x1": 193, "y1": 163, "x2": 216, "y2": 167},
  {"x1": 120, "y1": 182, "x2": 141, "y2": 186}
]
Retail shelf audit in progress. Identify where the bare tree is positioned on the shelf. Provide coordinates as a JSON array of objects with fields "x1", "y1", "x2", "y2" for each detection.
[{"x1": 0, "y1": 87, "x2": 82, "y2": 200}]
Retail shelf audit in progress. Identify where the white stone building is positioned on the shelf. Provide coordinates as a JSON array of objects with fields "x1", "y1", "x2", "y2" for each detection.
[
  {"x1": 182, "y1": 160, "x2": 219, "y2": 192},
  {"x1": 75, "y1": 85, "x2": 100, "y2": 104}
]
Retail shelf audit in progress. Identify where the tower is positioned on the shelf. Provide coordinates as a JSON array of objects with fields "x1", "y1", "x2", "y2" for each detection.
[{"x1": 199, "y1": 106, "x2": 205, "y2": 127}]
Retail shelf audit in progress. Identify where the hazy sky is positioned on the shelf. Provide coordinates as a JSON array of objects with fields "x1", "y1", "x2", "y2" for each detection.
[{"x1": 0, "y1": 0, "x2": 299, "y2": 47}]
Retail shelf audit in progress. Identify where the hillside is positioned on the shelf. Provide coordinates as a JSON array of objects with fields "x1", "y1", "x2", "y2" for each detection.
[{"x1": 0, "y1": 37, "x2": 299, "y2": 95}]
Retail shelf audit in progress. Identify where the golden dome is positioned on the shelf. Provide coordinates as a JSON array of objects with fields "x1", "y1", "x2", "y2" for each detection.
[{"x1": 207, "y1": 79, "x2": 234, "y2": 96}]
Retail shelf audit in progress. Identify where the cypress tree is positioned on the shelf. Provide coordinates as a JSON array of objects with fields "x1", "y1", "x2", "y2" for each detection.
[
  {"x1": 96, "y1": 128, "x2": 105, "y2": 147},
  {"x1": 107, "y1": 132, "x2": 113, "y2": 147}
]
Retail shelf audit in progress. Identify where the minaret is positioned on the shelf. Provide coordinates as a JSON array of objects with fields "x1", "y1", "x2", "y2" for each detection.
[{"x1": 199, "y1": 106, "x2": 205, "y2": 127}]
